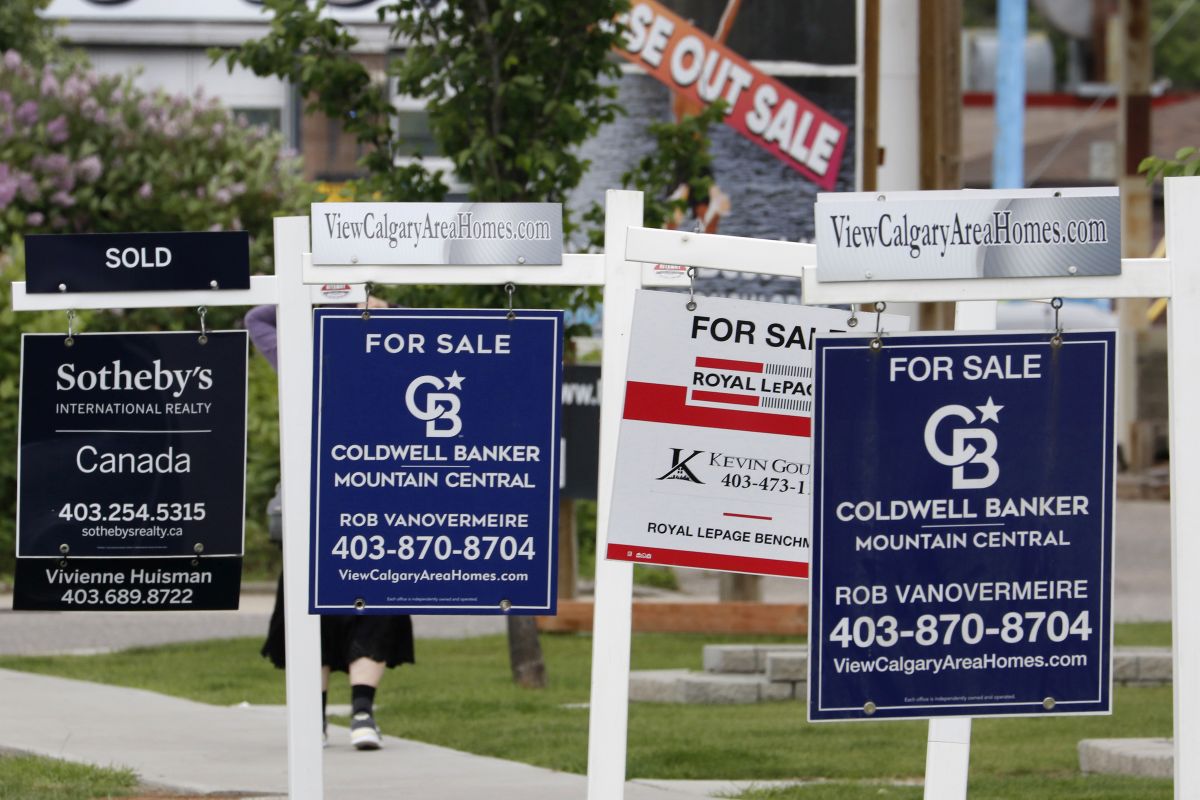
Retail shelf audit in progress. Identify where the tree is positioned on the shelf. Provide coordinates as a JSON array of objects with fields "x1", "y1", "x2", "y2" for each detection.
[
  {"x1": 0, "y1": 0, "x2": 58, "y2": 67},
  {"x1": 221, "y1": 0, "x2": 631, "y2": 688},
  {"x1": 1140, "y1": 147, "x2": 1200, "y2": 181},
  {"x1": 0, "y1": 47, "x2": 312, "y2": 576}
]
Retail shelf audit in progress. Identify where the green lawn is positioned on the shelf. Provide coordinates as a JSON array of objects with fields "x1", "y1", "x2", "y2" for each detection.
[
  {"x1": 0, "y1": 628, "x2": 1174, "y2": 798},
  {"x1": 0, "y1": 753, "x2": 138, "y2": 800}
]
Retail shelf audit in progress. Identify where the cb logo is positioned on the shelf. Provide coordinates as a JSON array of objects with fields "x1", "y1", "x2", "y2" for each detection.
[
  {"x1": 923, "y1": 397, "x2": 1003, "y2": 489},
  {"x1": 405, "y1": 372, "x2": 464, "y2": 437}
]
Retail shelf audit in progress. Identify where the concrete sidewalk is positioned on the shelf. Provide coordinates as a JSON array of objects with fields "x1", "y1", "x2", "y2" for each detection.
[{"x1": 0, "y1": 667, "x2": 749, "y2": 799}]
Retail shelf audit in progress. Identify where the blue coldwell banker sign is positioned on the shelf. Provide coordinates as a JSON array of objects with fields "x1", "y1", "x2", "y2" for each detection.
[
  {"x1": 809, "y1": 330, "x2": 1115, "y2": 721},
  {"x1": 310, "y1": 308, "x2": 562, "y2": 615}
]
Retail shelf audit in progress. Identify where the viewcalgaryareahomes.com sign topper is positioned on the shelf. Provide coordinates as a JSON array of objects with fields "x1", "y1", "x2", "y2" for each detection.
[
  {"x1": 311, "y1": 202, "x2": 563, "y2": 266},
  {"x1": 814, "y1": 188, "x2": 1120, "y2": 282}
]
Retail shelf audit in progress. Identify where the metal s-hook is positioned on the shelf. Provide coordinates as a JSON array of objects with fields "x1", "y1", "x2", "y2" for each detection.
[
  {"x1": 869, "y1": 301, "x2": 887, "y2": 351},
  {"x1": 1050, "y1": 297, "x2": 1064, "y2": 347},
  {"x1": 847, "y1": 305, "x2": 859, "y2": 328},
  {"x1": 197, "y1": 306, "x2": 209, "y2": 345},
  {"x1": 361, "y1": 283, "x2": 374, "y2": 319},
  {"x1": 686, "y1": 267, "x2": 697, "y2": 312},
  {"x1": 64, "y1": 310, "x2": 77, "y2": 347},
  {"x1": 505, "y1": 282, "x2": 517, "y2": 320}
]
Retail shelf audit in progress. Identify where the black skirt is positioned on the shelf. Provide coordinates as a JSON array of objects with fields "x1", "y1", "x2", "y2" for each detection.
[{"x1": 261, "y1": 574, "x2": 415, "y2": 672}]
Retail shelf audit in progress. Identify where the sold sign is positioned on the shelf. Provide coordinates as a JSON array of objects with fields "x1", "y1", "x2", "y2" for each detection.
[{"x1": 616, "y1": 0, "x2": 848, "y2": 190}]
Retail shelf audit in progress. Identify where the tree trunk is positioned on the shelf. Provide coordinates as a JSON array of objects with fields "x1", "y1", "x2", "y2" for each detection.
[
  {"x1": 718, "y1": 573, "x2": 762, "y2": 601},
  {"x1": 507, "y1": 615, "x2": 547, "y2": 688}
]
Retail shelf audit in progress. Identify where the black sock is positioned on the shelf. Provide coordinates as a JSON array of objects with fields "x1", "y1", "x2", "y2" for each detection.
[
  {"x1": 322, "y1": 691, "x2": 327, "y2": 718},
  {"x1": 351, "y1": 684, "x2": 376, "y2": 716}
]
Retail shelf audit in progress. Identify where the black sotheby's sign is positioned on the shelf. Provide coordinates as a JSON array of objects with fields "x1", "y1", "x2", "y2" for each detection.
[
  {"x1": 25, "y1": 231, "x2": 251, "y2": 294},
  {"x1": 14, "y1": 332, "x2": 248, "y2": 611}
]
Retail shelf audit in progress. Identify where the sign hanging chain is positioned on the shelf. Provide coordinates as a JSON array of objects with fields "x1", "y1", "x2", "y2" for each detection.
[
  {"x1": 197, "y1": 306, "x2": 209, "y2": 345},
  {"x1": 64, "y1": 310, "x2": 77, "y2": 348},
  {"x1": 869, "y1": 301, "x2": 887, "y2": 351},
  {"x1": 1050, "y1": 297, "x2": 1064, "y2": 347},
  {"x1": 505, "y1": 282, "x2": 517, "y2": 320}
]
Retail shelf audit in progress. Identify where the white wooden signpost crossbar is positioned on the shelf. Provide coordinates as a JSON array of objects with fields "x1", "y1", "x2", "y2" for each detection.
[{"x1": 604, "y1": 176, "x2": 1200, "y2": 800}]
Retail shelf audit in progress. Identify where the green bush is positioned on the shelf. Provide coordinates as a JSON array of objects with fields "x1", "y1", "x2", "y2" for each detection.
[{"x1": 0, "y1": 48, "x2": 313, "y2": 576}]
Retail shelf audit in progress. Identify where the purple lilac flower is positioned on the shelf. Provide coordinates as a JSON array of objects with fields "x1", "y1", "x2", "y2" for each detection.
[
  {"x1": 211, "y1": 122, "x2": 224, "y2": 138},
  {"x1": 214, "y1": 187, "x2": 232, "y2": 205},
  {"x1": 75, "y1": 155, "x2": 102, "y2": 183},
  {"x1": 17, "y1": 172, "x2": 38, "y2": 202},
  {"x1": 50, "y1": 190, "x2": 75, "y2": 207},
  {"x1": 46, "y1": 115, "x2": 68, "y2": 144},
  {"x1": 62, "y1": 74, "x2": 89, "y2": 102},
  {"x1": 26, "y1": 211, "x2": 44, "y2": 226},
  {"x1": 0, "y1": 164, "x2": 17, "y2": 209},
  {"x1": 14, "y1": 100, "x2": 38, "y2": 127},
  {"x1": 33, "y1": 153, "x2": 70, "y2": 174},
  {"x1": 40, "y1": 72, "x2": 59, "y2": 97},
  {"x1": 137, "y1": 182, "x2": 152, "y2": 199},
  {"x1": 3, "y1": 51, "x2": 21, "y2": 70},
  {"x1": 0, "y1": 91, "x2": 11, "y2": 113}
]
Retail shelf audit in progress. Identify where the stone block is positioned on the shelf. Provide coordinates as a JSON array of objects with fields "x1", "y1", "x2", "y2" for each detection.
[
  {"x1": 680, "y1": 673, "x2": 764, "y2": 704},
  {"x1": 628, "y1": 670, "x2": 689, "y2": 703},
  {"x1": 1078, "y1": 738, "x2": 1172, "y2": 779},
  {"x1": 703, "y1": 645, "x2": 760, "y2": 674},
  {"x1": 759, "y1": 679, "x2": 796, "y2": 702},
  {"x1": 765, "y1": 651, "x2": 808, "y2": 683},
  {"x1": 754, "y1": 644, "x2": 806, "y2": 671},
  {"x1": 1133, "y1": 648, "x2": 1173, "y2": 684},
  {"x1": 1113, "y1": 651, "x2": 1140, "y2": 683}
]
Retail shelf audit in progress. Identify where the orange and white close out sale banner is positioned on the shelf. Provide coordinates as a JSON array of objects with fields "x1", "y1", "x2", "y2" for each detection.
[
  {"x1": 616, "y1": 0, "x2": 850, "y2": 190},
  {"x1": 605, "y1": 291, "x2": 908, "y2": 578}
]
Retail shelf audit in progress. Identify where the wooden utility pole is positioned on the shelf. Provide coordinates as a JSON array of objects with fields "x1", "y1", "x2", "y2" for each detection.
[
  {"x1": 862, "y1": 0, "x2": 880, "y2": 191},
  {"x1": 1117, "y1": 0, "x2": 1153, "y2": 466},
  {"x1": 918, "y1": 0, "x2": 963, "y2": 190},
  {"x1": 918, "y1": 0, "x2": 964, "y2": 332}
]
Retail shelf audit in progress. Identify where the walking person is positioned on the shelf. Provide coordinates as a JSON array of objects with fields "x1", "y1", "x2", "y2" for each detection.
[{"x1": 247, "y1": 302, "x2": 414, "y2": 749}]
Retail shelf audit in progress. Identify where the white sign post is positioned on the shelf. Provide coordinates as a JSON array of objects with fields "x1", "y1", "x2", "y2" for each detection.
[
  {"x1": 270, "y1": 192, "x2": 643, "y2": 800},
  {"x1": 608, "y1": 177, "x2": 1200, "y2": 800}
]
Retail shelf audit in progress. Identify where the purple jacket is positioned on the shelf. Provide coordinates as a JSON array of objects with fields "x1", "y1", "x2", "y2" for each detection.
[{"x1": 245, "y1": 305, "x2": 278, "y2": 370}]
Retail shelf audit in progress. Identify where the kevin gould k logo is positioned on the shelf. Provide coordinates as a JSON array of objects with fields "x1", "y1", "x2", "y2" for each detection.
[
  {"x1": 405, "y1": 371, "x2": 465, "y2": 437},
  {"x1": 658, "y1": 448, "x2": 704, "y2": 483}
]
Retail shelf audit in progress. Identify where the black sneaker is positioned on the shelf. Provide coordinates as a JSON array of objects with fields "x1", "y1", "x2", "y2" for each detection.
[{"x1": 350, "y1": 711, "x2": 382, "y2": 750}]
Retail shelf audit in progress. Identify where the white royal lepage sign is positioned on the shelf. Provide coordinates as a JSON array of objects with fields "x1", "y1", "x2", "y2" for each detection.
[{"x1": 605, "y1": 291, "x2": 909, "y2": 578}]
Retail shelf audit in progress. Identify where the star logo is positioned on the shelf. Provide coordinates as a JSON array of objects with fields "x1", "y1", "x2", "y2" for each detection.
[
  {"x1": 976, "y1": 397, "x2": 1003, "y2": 424},
  {"x1": 445, "y1": 371, "x2": 465, "y2": 390}
]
